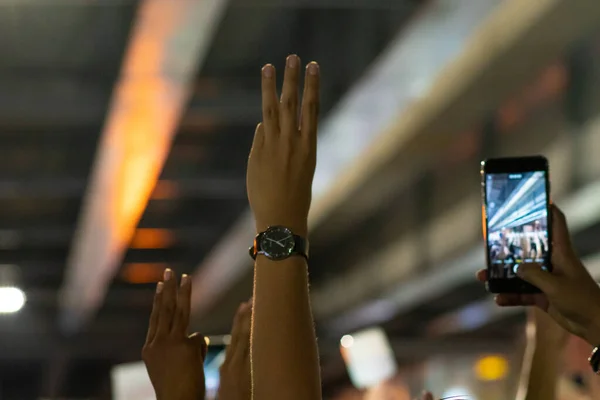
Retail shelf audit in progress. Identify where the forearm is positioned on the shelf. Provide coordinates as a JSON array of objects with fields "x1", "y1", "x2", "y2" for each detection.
[
  {"x1": 251, "y1": 256, "x2": 321, "y2": 400},
  {"x1": 523, "y1": 339, "x2": 561, "y2": 400}
]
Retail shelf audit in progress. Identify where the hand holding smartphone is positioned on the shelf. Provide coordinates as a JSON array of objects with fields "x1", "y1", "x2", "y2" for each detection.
[{"x1": 481, "y1": 156, "x2": 552, "y2": 293}]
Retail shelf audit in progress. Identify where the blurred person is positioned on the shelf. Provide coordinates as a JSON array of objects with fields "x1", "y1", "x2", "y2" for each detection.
[
  {"x1": 247, "y1": 55, "x2": 321, "y2": 399},
  {"x1": 521, "y1": 225, "x2": 534, "y2": 259},
  {"x1": 532, "y1": 220, "x2": 548, "y2": 260},
  {"x1": 142, "y1": 270, "x2": 207, "y2": 400},
  {"x1": 218, "y1": 300, "x2": 252, "y2": 400},
  {"x1": 477, "y1": 206, "x2": 600, "y2": 371},
  {"x1": 561, "y1": 334, "x2": 600, "y2": 399}
]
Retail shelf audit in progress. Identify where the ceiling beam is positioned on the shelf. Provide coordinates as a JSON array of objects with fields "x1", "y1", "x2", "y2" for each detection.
[
  {"x1": 319, "y1": 176, "x2": 600, "y2": 335},
  {"x1": 307, "y1": 0, "x2": 600, "y2": 236},
  {"x1": 0, "y1": 176, "x2": 245, "y2": 199},
  {"x1": 58, "y1": 0, "x2": 229, "y2": 336}
]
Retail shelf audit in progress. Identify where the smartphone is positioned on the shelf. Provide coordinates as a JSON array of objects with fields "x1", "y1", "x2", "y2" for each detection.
[
  {"x1": 481, "y1": 156, "x2": 552, "y2": 293},
  {"x1": 204, "y1": 337, "x2": 228, "y2": 400}
]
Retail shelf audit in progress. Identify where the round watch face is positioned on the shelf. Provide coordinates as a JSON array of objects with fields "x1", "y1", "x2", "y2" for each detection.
[{"x1": 259, "y1": 226, "x2": 295, "y2": 260}]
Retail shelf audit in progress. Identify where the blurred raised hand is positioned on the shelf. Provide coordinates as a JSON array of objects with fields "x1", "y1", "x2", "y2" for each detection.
[
  {"x1": 477, "y1": 205, "x2": 600, "y2": 345},
  {"x1": 142, "y1": 269, "x2": 207, "y2": 400},
  {"x1": 218, "y1": 300, "x2": 252, "y2": 400}
]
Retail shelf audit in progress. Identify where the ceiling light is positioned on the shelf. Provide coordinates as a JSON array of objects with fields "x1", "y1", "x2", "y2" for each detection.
[{"x1": 0, "y1": 287, "x2": 25, "y2": 313}]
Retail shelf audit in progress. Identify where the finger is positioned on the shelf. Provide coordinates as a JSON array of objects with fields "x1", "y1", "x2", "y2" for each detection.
[
  {"x1": 171, "y1": 274, "x2": 191, "y2": 337},
  {"x1": 251, "y1": 123, "x2": 265, "y2": 151},
  {"x1": 517, "y1": 263, "x2": 560, "y2": 296},
  {"x1": 421, "y1": 391, "x2": 434, "y2": 400},
  {"x1": 231, "y1": 302, "x2": 252, "y2": 366},
  {"x1": 551, "y1": 205, "x2": 580, "y2": 275},
  {"x1": 300, "y1": 62, "x2": 320, "y2": 149},
  {"x1": 145, "y1": 282, "x2": 163, "y2": 345},
  {"x1": 225, "y1": 302, "x2": 247, "y2": 362},
  {"x1": 518, "y1": 293, "x2": 539, "y2": 306},
  {"x1": 154, "y1": 268, "x2": 177, "y2": 340},
  {"x1": 261, "y1": 64, "x2": 280, "y2": 138},
  {"x1": 189, "y1": 332, "x2": 208, "y2": 360},
  {"x1": 279, "y1": 55, "x2": 300, "y2": 135},
  {"x1": 495, "y1": 293, "x2": 522, "y2": 306},
  {"x1": 476, "y1": 269, "x2": 487, "y2": 282}
]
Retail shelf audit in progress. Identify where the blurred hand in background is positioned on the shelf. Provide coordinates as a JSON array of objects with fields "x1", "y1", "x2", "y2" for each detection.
[
  {"x1": 142, "y1": 269, "x2": 207, "y2": 400},
  {"x1": 218, "y1": 300, "x2": 252, "y2": 400}
]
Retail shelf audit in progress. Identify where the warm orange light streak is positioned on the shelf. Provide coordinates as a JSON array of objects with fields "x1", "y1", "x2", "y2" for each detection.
[
  {"x1": 121, "y1": 263, "x2": 168, "y2": 284},
  {"x1": 130, "y1": 229, "x2": 175, "y2": 249},
  {"x1": 59, "y1": 0, "x2": 229, "y2": 332}
]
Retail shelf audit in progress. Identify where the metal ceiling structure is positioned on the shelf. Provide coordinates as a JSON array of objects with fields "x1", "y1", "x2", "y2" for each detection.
[{"x1": 0, "y1": 0, "x2": 599, "y2": 398}]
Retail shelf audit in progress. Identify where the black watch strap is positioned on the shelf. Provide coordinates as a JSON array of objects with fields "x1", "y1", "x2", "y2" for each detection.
[{"x1": 589, "y1": 346, "x2": 600, "y2": 374}]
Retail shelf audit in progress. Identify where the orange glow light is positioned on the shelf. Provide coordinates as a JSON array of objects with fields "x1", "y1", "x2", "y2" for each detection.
[
  {"x1": 130, "y1": 228, "x2": 175, "y2": 249},
  {"x1": 121, "y1": 263, "x2": 168, "y2": 284}
]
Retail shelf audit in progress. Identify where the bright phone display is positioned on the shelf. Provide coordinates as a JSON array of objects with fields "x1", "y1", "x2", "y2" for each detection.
[
  {"x1": 482, "y1": 156, "x2": 551, "y2": 293},
  {"x1": 204, "y1": 344, "x2": 226, "y2": 400}
]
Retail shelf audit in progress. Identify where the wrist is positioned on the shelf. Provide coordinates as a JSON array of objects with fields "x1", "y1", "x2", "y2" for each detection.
[{"x1": 255, "y1": 219, "x2": 308, "y2": 237}]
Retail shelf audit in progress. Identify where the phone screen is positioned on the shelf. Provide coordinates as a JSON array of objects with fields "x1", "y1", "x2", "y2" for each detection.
[
  {"x1": 204, "y1": 344, "x2": 226, "y2": 399},
  {"x1": 484, "y1": 170, "x2": 550, "y2": 280}
]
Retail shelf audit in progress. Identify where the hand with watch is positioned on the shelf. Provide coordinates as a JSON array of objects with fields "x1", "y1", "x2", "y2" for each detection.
[
  {"x1": 246, "y1": 54, "x2": 321, "y2": 400},
  {"x1": 477, "y1": 205, "x2": 600, "y2": 375}
]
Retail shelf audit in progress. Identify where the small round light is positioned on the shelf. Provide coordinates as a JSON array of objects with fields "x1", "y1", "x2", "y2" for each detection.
[
  {"x1": 340, "y1": 334, "x2": 354, "y2": 348},
  {"x1": 475, "y1": 354, "x2": 509, "y2": 381},
  {"x1": 0, "y1": 287, "x2": 25, "y2": 313}
]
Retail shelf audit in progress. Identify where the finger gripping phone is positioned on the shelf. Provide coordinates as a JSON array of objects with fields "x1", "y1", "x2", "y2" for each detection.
[{"x1": 481, "y1": 156, "x2": 552, "y2": 293}]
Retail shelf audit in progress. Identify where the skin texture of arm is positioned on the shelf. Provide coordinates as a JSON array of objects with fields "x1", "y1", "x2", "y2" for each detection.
[
  {"x1": 253, "y1": 256, "x2": 321, "y2": 399},
  {"x1": 246, "y1": 54, "x2": 322, "y2": 399},
  {"x1": 516, "y1": 308, "x2": 567, "y2": 400}
]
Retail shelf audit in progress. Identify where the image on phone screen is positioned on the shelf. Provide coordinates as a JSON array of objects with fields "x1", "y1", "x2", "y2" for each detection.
[
  {"x1": 485, "y1": 171, "x2": 550, "y2": 280},
  {"x1": 204, "y1": 344, "x2": 226, "y2": 399}
]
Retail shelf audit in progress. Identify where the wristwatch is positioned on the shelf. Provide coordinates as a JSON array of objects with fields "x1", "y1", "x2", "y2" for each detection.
[
  {"x1": 589, "y1": 346, "x2": 600, "y2": 374},
  {"x1": 249, "y1": 225, "x2": 309, "y2": 261}
]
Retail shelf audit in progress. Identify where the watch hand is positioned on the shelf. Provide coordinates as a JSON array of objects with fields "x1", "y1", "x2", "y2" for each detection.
[{"x1": 266, "y1": 238, "x2": 286, "y2": 247}]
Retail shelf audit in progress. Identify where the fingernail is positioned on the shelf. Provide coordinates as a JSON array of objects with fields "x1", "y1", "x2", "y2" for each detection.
[
  {"x1": 262, "y1": 64, "x2": 273, "y2": 78},
  {"x1": 164, "y1": 268, "x2": 172, "y2": 281},
  {"x1": 307, "y1": 62, "x2": 319, "y2": 75},
  {"x1": 181, "y1": 274, "x2": 189, "y2": 286},
  {"x1": 287, "y1": 54, "x2": 298, "y2": 68},
  {"x1": 156, "y1": 282, "x2": 164, "y2": 293}
]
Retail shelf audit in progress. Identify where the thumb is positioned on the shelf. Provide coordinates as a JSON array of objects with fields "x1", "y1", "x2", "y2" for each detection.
[
  {"x1": 189, "y1": 332, "x2": 208, "y2": 359},
  {"x1": 517, "y1": 263, "x2": 560, "y2": 295}
]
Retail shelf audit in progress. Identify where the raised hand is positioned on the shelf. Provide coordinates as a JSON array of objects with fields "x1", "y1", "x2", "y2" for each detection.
[
  {"x1": 477, "y1": 205, "x2": 600, "y2": 345},
  {"x1": 218, "y1": 300, "x2": 252, "y2": 400},
  {"x1": 246, "y1": 54, "x2": 320, "y2": 236},
  {"x1": 248, "y1": 55, "x2": 322, "y2": 400},
  {"x1": 142, "y1": 269, "x2": 207, "y2": 400}
]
